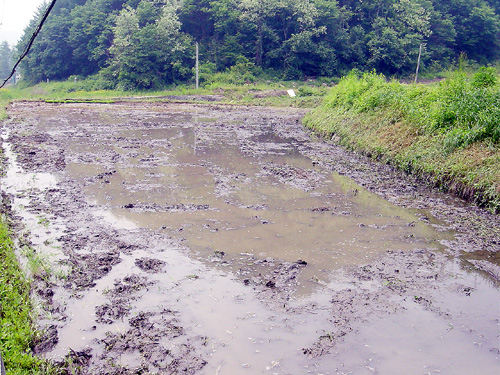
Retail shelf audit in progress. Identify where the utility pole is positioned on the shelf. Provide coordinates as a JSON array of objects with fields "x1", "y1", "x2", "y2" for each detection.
[
  {"x1": 195, "y1": 42, "x2": 199, "y2": 89},
  {"x1": 414, "y1": 43, "x2": 422, "y2": 84}
]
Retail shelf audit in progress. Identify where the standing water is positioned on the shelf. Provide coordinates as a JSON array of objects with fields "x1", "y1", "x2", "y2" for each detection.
[{"x1": 2, "y1": 102, "x2": 499, "y2": 374}]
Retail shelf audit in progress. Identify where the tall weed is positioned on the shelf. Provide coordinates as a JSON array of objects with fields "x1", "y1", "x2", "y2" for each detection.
[
  {"x1": 430, "y1": 71, "x2": 500, "y2": 151},
  {"x1": 325, "y1": 68, "x2": 500, "y2": 153},
  {"x1": 324, "y1": 70, "x2": 391, "y2": 111}
]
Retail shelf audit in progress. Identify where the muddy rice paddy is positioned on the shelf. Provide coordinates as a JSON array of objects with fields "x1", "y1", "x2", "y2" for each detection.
[{"x1": 1, "y1": 101, "x2": 499, "y2": 374}]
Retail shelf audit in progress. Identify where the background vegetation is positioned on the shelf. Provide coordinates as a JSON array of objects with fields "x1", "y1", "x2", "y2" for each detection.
[
  {"x1": 304, "y1": 65, "x2": 500, "y2": 211},
  {"x1": 0, "y1": 0, "x2": 498, "y2": 90}
]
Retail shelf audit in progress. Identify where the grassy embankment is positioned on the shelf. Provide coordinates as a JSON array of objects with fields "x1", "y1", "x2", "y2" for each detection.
[
  {"x1": 0, "y1": 87, "x2": 45, "y2": 373},
  {"x1": 0, "y1": 133, "x2": 60, "y2": 373},
  {"x1": 0, "y1": 78, "x2": 331, "y2": 110},
  {"x1": 304, "y1": 68, "x2": 500, "y2": 212},
  {"x1": 0, "y1": 217, "x2": 58, "y2": 375}
]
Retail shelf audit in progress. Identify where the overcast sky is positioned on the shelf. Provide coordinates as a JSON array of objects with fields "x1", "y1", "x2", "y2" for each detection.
[{"x1": 0, "y1": 0, "x2": 46, "y2": 46}]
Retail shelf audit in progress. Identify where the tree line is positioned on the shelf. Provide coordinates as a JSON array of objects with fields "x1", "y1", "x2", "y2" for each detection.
[{"x1": 7, "y1": 0, "x2": 500, "y2": 89}]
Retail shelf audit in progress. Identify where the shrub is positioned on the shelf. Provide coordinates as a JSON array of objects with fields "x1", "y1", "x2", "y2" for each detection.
[
  {"x1": 196, "y1": 62, "x2": 217, "y2": 84},
  {"x1": 472, "y1": 67, "x2": 497, "y2": 88},
  {"x1": 298, "y1": 86, "x2": 316, "y2": 97},
  {"x1": 324, "y1": 70, "x2": 392, "y2": 112}
]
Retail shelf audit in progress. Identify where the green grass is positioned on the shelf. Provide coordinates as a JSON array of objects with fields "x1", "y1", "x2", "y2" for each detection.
[
  {"x1": 304, "y1": 68, "x2": 500, "y2": 212},
  {"x1": 0, "y1": 218, "x2": 57, "y2": 375},
  {"x1": 1, "y1": 75, "x2": 332, "y2": 109}
]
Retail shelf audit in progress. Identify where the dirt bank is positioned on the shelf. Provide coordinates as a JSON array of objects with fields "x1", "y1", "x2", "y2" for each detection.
[{"x1": 1, "y1": 101, "x2": 499, "y2": 374}]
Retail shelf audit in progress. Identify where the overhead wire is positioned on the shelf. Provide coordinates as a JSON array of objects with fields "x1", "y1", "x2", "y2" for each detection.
[{"x1": 0, "y1": 0, "x2": 58, "y2": 89}]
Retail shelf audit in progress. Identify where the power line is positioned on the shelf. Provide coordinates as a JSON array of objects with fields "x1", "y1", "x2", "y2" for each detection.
[{"x1": 0, "y1": 0, "x2": 58, "y2": 89}]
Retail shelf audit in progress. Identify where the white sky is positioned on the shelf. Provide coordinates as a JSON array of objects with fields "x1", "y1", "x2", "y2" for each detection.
[{"x1": 0, "y1": 0, "x2": 46, "y2": 46}]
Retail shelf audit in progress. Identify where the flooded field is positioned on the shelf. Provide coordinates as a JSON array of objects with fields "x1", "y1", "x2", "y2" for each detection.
[{"x1": 1, "y1": 101, "x2": 499, "y2": 374}]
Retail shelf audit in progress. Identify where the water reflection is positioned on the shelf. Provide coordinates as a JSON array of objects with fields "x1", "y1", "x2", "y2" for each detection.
[{"x1": 63, "y1": 118, "x2": 454, "y2": 292}]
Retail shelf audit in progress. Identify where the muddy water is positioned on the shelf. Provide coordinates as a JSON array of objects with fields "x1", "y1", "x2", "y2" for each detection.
[
  {"x1": 2, "y1": 102, "x2": 499, "y2": 375},
  {"x1": 65, "y1": 122, "x2": 450, "y2": 292}
]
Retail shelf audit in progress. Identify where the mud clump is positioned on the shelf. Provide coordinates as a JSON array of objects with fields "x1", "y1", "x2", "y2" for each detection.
[
  {"x1": 124, "y1": 203, "x2": 213, "y2": 213},
  {"x1": 10, "y1": 133, "x2": 66, "y2": 172},
  {"x1": 96, "y1": 303, "x2": 131, "y2": 324},
  {"x1": 32, "y1": 325, "x2": 59, "y2": 354},
  {"x1": 134, "y1": 257, "x2": 166, "y2": 273},
  {"x1": 261, "y1": 162, "x2": 322, "y2": 191},
  {"x1": 234, "y1": 255, "x2": 309, "y2": 306},
  {"x1": 109, "y1": 275, "x2": 155, "y2": 298},
  {"x1": 98, "y1": 311, "x2": 207, "y2": 374},
  {"x1": 62, "y1": 348, "x2": 93, "y2": 374},
  {"x1": 96, "y1": 275, "x2": 155, "y2": 324},
  {"x1": 62, "y1": 249, "x2": 122, "y2": 290},
  {"x1": 32, "y1": 272, "x2": 57, "y2": 307}
]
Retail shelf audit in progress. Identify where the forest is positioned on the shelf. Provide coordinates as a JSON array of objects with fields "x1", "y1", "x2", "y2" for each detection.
[{"x1": 5, "y1": 0, "x2": 500, "y2": 89}]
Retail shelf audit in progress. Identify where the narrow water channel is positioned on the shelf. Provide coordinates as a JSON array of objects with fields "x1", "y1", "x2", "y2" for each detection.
[{"x1": 2, "y1": 102, "x2": 499, "y2": 375}]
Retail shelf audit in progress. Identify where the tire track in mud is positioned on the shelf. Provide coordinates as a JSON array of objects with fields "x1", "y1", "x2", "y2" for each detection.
[{"x1": 1, "y1": 101, "x2": 499, "y2": 374}]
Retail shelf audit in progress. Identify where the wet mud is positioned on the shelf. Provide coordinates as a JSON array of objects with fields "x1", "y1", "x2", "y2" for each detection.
[{"x1": 1, "y1": 101, "x2": 499, "y2": 374}]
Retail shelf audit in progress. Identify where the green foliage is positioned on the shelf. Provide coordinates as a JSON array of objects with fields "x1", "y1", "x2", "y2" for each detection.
[
  {"x1": 428, "y1": 71, "x2": 500, "y2": 151},
  {"x1": 11, "y1": 0, "x2": 500, "y2": 88},
  {"x1": 106, "y1": 2, "x2": 193, "y2": 90},
  {"x1": 196, "y1": 62, "x2": 217, "y2": 84},
  {"x1": 0, "y1": 41, "x2": 12, "y2": 82},
  {"x1": 297, "y1": 86, "x2": 316, "y2": 96},
  {"x1": 199, "y1": 56, "x2": 261, "y2": 85},
  {"x1": 227, "y1": 57, "x2": 261, "y2": 83},
  {"x1": 0, "y1": 219, "x2": 46, "y2": 374},
  {"x1": 472, "y1": 67, "x2": 497, "y2": 88},
  {"x1": 324, "y1": 67, "x2": 500, "y2": 152},
  {"x1": 324, "y1": 70, "x2": 403, "y2": 113}
]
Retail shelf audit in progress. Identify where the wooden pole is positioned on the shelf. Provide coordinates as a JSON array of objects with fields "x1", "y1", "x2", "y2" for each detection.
[
  {"x1": 195, "y1": 42, "x2": 199, "y2": 89},
  {"x1": 414, "y1": 43, "x2": 422, "y2": 84}
]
